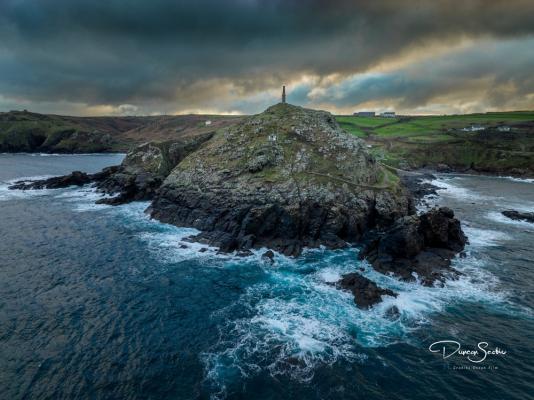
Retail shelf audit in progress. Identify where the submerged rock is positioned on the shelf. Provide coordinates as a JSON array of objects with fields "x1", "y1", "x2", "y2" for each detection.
[
  {"x1": 150, "y1": 103, "x2": 413, "y2": 255},
  {"x1": 359, "y1": 207, "x2": 467, "y2": 286},
  {"x1": 336, "y1": 272, "x2": 397, "y2": 309},
  {"x1": 502, "y1": 210, "x2": 534, "y2": 223}
]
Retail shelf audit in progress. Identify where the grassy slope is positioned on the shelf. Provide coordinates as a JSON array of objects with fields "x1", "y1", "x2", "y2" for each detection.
[
  {"x1": 2, "y1": 108, "x2": 532, "y2": 176},
  {"x1": 336, "y1": 112, "x2": 534, "y2": 176},
  {"x1": 0, "y1": 110, "x2": 241, "y2": 153}
]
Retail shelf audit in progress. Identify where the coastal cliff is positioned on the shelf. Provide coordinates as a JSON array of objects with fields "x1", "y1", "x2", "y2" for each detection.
[{"x1": 149, "y1": 103, "x2": 413, "y2": 255}]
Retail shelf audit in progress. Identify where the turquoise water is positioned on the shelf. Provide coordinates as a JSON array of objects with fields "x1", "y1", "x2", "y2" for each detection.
[{"x1": 0, "y1": 154, "x2": 533, "y2": 399}]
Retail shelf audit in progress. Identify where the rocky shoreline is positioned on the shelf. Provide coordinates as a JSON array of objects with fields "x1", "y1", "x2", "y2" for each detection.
[{"x1": 9, "y1": 103, "x2": 470, "y2": 310}]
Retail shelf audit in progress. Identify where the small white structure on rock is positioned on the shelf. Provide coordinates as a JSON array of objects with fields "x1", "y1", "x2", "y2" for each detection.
[{"x1": 205, "y1": 120, "x2": 212, "y2": 126}]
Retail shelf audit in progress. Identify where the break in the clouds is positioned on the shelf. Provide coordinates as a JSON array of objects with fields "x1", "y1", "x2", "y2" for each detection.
[{"x1": 1, "y1": 0, "x2": 534, "y2": 115}]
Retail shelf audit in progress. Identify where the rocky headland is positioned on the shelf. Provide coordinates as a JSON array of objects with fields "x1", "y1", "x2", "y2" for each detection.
[
  {"x1": 149, "y1": 103, "x2": 413, "y2": 256},
  {"x1": 10, "y1": 103, "x2": 469, "y2": 309}
]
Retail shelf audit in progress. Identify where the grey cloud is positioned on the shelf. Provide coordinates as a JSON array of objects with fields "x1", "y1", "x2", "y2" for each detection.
[
  {"x1": 0, "y1": 0, "x2": 534, "y2": 113},
  {"x1": 304, "y1": 37, "x2": 534, "y2": 113}
]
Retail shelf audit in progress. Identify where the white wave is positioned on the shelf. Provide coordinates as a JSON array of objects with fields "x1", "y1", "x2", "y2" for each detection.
[
  {"x1": 25, "y1": 152, "x2": 126, "y2": 157},
  {"x1": 202, "y1": 247, "x2": 507, "y2": 390},
  {"x1": 462, "y1": 226, "x2": 513, "y2": 247},
  {"x1": 137, "y1": 229, "x2": 220, "y2": 264},
  {"x1": 54, "y1": 186, "x2": 116, "y2": 212},
  {"x1": 499, "y1": 176, "x2": 534, "y2": 184},
  {"x1": 0, "y1": 176, "x2": 56, "y2": 201},
  {"x1": 430, "y1": 177, "x2": 490, "y2": 201}
]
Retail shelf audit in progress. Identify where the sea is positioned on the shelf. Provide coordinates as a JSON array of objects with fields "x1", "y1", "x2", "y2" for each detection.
[{"x1": 0, "y1": 153, "x2": 533, "y2": 400}]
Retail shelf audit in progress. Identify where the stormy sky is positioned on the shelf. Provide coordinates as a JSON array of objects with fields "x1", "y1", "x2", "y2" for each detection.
[{"x1": 1, "y1": 0, "x2": 534, "y2": 116}]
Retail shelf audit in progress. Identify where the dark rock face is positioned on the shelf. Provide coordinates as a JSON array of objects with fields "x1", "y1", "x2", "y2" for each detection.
[
  {"x1": 9, "y1": 170, "x2": 97, "y2": 190},
  {"x1": 150, "y1": 103, "x2": 412, "y2": 256},
  {"x1": 359, "y1": 207, "x2": 467, "y2": 286},
  {"x1": 502, "y1": 210, "x2": 534, "y2": 223},
  {"x1": 336, "y1": 272, "x2": 397, "y2": 309}
]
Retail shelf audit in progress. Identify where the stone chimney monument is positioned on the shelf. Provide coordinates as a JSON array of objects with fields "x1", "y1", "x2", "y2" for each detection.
[{"x1": 282, "y1": 85, "x2": 286, "y2": 103}]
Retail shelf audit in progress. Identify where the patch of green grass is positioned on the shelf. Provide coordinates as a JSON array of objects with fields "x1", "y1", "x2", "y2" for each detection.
[
  {"x1": 336, "y1": 115, "x2": 399, "y2": 128},
  {"x1": 407, "y1": 134, "x2": 455, "y2": 143},
  {"x1": 337, "y1": 120, "x2": 367, "y2": 137},
  {"x1": 374, "y1": 122, "x2": 435, "y2": 137},
  {"x1": 336, "y1": 111, "x2": 534, "y2": 175}
]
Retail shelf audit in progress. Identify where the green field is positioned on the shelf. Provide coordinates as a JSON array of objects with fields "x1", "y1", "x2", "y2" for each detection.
[{"x1": 336, "y1": 112, "x2": 534, "y2": 176}]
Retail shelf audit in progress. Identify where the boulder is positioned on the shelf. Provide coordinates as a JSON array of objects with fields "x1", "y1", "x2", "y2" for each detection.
[
  {"x1": 336, "y1": 272, "x2": 397, "y2": 309},
  {"x1": 261, "y1": 250, "x2": 275, "y2": 262}
]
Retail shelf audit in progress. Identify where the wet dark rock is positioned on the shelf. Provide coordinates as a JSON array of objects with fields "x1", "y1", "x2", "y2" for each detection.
[
  {"x1": 359, "y1": 207, "x2": 467, "y2": 286},
  {"x1": 399, "y1": 171, "x2": 438, "y2": 202},
  {"x1": 261, "y1": 250, "x2": 275, "y2": 262},
  {"x1": 502, "y1": 210, "x2": 534, "y2": 223},
  {"x1": 336, "y1": 272, "x2": 397, "y2": 309},
  {"x1": 385, "y1": 305, "x2": 400, "y2": 320},
  {"x1": 9, "y1": 170, "x2": 94, "y2": 190}
]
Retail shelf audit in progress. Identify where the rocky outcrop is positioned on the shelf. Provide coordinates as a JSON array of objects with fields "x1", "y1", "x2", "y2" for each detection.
[
  {"x1": 8, "y1": 168, "x2": 120, "y2": 190},
  {"x1": 502, "y1": 210, "x2": 534, "y2": 223},
  {"x1": 358, "y1": 207, "x2": 467, "y2": 286},
  {"x1": 9, "y1": 170, "x2": 93, "y2": 190},
  {"x1": 149, "y1": 103, "x2": 413, "y2": 256},
  {"x1": 8, "y1": 133, "x2": 214, "y2": 205},
  {"x1": 95, "y1": 133, "x2": 214, "y2": 204},
  {"x1": 399, "y1": 171, "x2": 438, "y2": 202},
  {"x1": 336, "y1": 272, "x2": 397, "y2": 309}
]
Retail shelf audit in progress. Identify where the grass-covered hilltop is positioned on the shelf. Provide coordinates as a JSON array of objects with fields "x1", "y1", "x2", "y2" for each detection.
[
  {"x1": 1, "y1": 107, "x2": 533, "y2": 177},
  {"x1": 150, "y1": 103, "x2": 412, "y2": 255},
  {"x1": 337, "y1": 111, "x2": 534, "y2": 176}
]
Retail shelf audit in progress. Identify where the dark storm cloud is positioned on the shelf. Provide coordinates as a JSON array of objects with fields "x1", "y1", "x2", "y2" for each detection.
[
  {"x1": 304, "y1": 36, "x2": 534, "y2": 113},
  {"x1": 0, "y1": 0, "x2": 534, "y2": 113}
]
